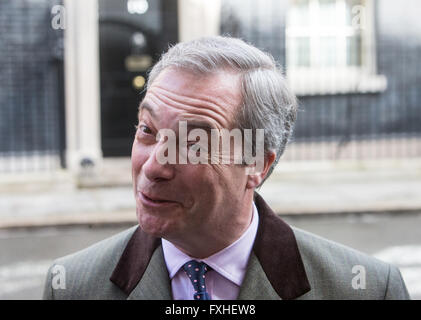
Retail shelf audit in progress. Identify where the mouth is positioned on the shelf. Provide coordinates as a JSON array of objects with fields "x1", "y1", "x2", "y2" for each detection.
[{"x1": 137, "y1": 191, "x2": 179, "y2": 208}]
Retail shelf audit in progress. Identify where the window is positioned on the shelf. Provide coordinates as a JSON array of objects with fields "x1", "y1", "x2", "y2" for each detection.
[{"x1": 286, "y1": 0, "x2": 387, "y2": 95}]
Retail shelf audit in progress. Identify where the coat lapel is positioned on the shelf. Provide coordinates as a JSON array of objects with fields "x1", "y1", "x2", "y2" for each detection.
[
  {"x1": 109, "y1": 226, "x2": 172, "y2": 299},
  {"x1": 237, "y1": 253, "x2": 281, "y2": 300},
  {"x1": 127, "y1": 246, "x2": 172, "y2": 300},
  {"x1": 248, "y1": 192, "x2": 311, "y2": 299}
]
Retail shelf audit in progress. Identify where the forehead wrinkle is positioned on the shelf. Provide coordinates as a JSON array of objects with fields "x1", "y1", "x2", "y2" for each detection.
[
  {"x1": 147, "y1": 87, "x2": 234, "y2": 129},
  {"x1": 152, "y1": 85, "x2": 239, "y2": 116},
  {"x1": 152, "y1": 84, "x2": 238, "y2": 111}
]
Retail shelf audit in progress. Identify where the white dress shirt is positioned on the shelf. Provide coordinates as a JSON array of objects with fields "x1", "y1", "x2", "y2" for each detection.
[{"x1": 162, "y1": 202, "x2": 259, "y2": 300}]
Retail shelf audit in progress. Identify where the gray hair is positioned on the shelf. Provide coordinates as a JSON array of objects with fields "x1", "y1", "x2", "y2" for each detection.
[{"x1": 147, "y1": 36, "x2": 298, "y2": 185}]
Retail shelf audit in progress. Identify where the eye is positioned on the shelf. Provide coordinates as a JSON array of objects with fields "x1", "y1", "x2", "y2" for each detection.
[
  {"x1": 189, "y1": 143, "x2": 200, "y2": 152},
  {"x1": 187, "y1": 141, "x2": 208, "y2": 153},
  {"x1": 141, "y1": 125, "x2": 153, "y2": 134},
  {"x1": 136, "y1": 124, "x2": 153, "y2": 135}
]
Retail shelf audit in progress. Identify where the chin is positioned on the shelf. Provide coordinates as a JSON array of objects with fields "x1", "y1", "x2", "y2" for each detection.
[{"x1": 137, "y1": 210, "x2": 176, "y2": 238}]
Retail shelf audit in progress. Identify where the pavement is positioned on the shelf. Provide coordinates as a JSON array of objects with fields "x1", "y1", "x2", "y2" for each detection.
[{"x1": 1, "y1": 158, "x2": 421, "y2": 228}]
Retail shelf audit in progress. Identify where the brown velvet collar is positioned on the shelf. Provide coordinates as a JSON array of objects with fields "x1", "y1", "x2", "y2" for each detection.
[{"x1": 110, "y1": 192, "x2": 311, "y2": 299}]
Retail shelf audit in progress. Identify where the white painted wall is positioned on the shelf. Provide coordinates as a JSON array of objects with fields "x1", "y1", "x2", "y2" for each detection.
[
  {"x1": 64, "y1": 0, "x2": 102, "y2": 174},
  {"x1": 178, "y1": 0, "x2": 221, "y2": 43}
]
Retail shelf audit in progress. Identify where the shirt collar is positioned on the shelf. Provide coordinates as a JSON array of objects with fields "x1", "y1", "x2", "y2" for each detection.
[{"x1": 162, "y1": 202, "x2": 259, "y2": 286}]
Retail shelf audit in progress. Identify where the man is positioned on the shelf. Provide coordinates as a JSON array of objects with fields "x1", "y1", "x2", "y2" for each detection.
[{"x1": 43, "y1": 36, "x2": 410, "y2": 300}]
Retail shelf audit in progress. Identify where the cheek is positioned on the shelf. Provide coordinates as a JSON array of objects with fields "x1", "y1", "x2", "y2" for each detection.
[
  {"x1": 214, "y1": 164, "x2": 247, "y2": 192},
  {"x1": 186, "y1": 164, "x2": 238, "y2": 197},
  {"x1": 131, "y1": 142, "x2": 148, "y2": 172},
  {"x1": 174, "y1": 165, "x2": 215, "y2": 203}
]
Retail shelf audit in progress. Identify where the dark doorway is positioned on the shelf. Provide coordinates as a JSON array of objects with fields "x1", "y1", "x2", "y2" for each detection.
[{"x1": 98, "y1": 0, "x2": 178, "y2": 157}]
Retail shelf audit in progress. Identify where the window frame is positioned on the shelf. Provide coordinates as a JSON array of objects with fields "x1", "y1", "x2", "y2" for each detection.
[{"x1": 285, "y1": 0, "x2": 387, "y2": 96}]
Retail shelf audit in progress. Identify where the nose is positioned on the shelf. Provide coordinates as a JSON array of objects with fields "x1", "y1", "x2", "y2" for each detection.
[{"x1": 142, "y1": 141, "x2": 176, "y2": 182}]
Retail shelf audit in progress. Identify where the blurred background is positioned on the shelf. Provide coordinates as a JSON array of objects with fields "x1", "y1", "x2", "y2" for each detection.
[{"x1": 0, "y1": 0, "x2": 420, "y2": 299}]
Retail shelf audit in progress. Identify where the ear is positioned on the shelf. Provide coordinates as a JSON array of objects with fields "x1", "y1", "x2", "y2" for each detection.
[{"x1": 245, "y1": 150, "x2": 276, "y2": 189}]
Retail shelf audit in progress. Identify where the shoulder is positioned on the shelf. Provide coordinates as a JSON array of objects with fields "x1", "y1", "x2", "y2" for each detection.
[
  {"x1": 292, "y1": 226, "x2": 388, "y2": 273},
  {"x1": 292, "y1": 227, "x2": 409, "y2": 299},
  {"x1": 54, "y1": 225, "x2": 137, "y2": 270},
  {"x1": 43, "y1": 225, "x2": 138, "y2": 299}
]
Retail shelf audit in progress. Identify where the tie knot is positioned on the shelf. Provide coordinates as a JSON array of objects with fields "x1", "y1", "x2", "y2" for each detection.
[
  {"x1": 183, "y1": 260, "x2": 210, "y2": 275},
  {"x1": 182, "y1": 260, "x2": 211, "y2": 300}
]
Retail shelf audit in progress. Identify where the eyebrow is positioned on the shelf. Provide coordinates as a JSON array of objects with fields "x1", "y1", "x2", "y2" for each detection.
[
  {"x1": 138, "y1": 101, "x2": 216, "y2": 132},
  {"x1": 138, "y1": 101, "x2": 156, "y2": 119},
  {"x1": 185, "y1": 120, "x2": 216, "y2": 133}
]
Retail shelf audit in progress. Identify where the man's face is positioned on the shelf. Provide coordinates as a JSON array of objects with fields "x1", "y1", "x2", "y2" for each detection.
[{"x1": 131, "y1": 68, "x2": 250, "y2": 242}]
